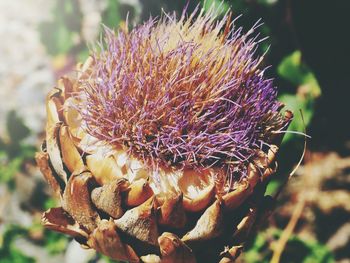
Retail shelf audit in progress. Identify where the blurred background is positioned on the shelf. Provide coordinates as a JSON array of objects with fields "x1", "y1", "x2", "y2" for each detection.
[{"x1": 0, "y1": 0, "x2": 349, "y2": 262}]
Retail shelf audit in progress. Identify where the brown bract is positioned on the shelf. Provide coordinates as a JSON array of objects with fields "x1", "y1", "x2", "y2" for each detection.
[
  {"x1": 156, "y1": 192, "x2": 187, "y2": 229},
  {"x1": 114, "y1": 198, "x2": 159, "y2": 246},
  {"x1": 87, "y1": 219, "x2": 140, "y2": 262},
  {"x1": 178, "y1": 169, "x2": 216, "y2": 212},
  {"x1": 62, "y1": 171, "x2": 100, "y2": 233},
  {"x1": 35, "y1": 151, "x2": 62, "y2": 197},
  {"x1": 159, "y1": 232, "x2": 196, "y2": 263},
  {"x1": 42, "y1": 207, "x2": 88, "y2": 239},
  {"x1": 91, "y1": 178, "x2": 128, "y2": 219},
  {"x1": 182, "y1": 200, "x2": 224, "y2": 243}
]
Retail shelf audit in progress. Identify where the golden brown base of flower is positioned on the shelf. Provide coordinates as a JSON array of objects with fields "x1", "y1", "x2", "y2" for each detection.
[
  {"x1": 36, "y1": 68, "x2": 291, "y2": 262},
  {"x1": 39, "y1": 183, "x2": 273, "y2": 262},
  {"x1": 37, "y1": 142, "x2": 278, "y2": 263}
]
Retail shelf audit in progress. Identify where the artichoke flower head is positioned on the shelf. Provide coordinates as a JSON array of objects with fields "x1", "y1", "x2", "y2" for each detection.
[
  {"x1": 77, "y1": 6, "x2": 287, "y2": 191},
  {"x1": 38, "y1": 5, "x2": 292, "y2": 263}
]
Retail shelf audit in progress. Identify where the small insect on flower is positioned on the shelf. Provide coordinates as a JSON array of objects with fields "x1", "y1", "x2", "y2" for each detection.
[{"x1": 37, "y1": 5, "x2": 292, "y2": 263}]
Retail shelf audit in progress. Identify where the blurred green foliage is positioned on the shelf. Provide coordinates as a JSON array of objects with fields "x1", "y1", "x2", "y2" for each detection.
[
  {"x1": 0, "y1": 111, "x2": 36, "y2": 189},
  {"x1": 0, "y1": 225, "x2": 68, "y2": 263},
  {"x1": 102, "y1": 0, "x2": 121, "y2": 29},
  {"x1": 0, "y1": 111, "x2": 68, "y2": 261},
  {"x1": 244, "y1": 229, "x2": 334, "y2": 263},
  {"x1": 28, "y1": 221, "x2": 68, "y2": 256},
  {"x1": 39, "y1": 0, "x2": 82, "y2": 56},
  {"x1": 43, "y1": 231, "x2": 68, "y2": 255},
  {"x1": 0, "y1": 226, "x2": 35, "y2": 263},
  {"x1": 278, "y1": 51, "x2": 321, "y2": 143},
  {"x1": 202, "y1": 0, "x2": 230, "y2": 14}
]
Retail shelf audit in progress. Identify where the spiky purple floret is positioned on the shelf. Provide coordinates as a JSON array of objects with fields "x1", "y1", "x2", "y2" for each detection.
[{"x1": 78, "y1": 8, "x2": 285, "y2": 171}]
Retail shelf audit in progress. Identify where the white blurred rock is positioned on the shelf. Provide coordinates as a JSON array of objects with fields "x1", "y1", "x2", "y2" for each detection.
[
  {"x1": 65, "y1": 240, "x2": 96, "y2": 263},
  {"x1": 15, "y1": 237, "x2": 65, "y2": 263},
  {"x1": 79, "y1": 0, "x2": 107, "y2": 43},
  {"x1": 0, "y1": 0, "x2": 54, "y2": 136},
  {"x1": 0, "y1": 185, "x2": 33, "y2": 227}
]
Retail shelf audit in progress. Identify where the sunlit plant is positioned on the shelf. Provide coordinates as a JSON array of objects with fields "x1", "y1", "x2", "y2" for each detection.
[{"x1": 37, "y1": 5, "x2": 292, "y2": 262}]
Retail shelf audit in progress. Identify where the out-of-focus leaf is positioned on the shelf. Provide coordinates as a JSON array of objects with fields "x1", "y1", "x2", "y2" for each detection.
[
  {"x1": 0, "y1": 157, "x2": 22, "y2": 185},
  {"x1": 0, "y1": 225, "x2": 35, "y2": 263},
  {"x1": 278, "y1": 94, "x2": 314, "y2": 142},
  {"x1": 244, "y1": 233, "x2": 270, "y2": 263},
  {"x1": 257, "y1": 0, "x2": 279, "y2": 6},
  {"x1": 278, "y1": 50, "x2": 321, "y2": 96},
  {"x1": 55, "y1": 25, "x2": 75, "y2": 55},
  {"x1": 201, "y1": 0, "x2": 231, "y2": 15},
  {"x1": 6, "y1": 111, "x2": 30, "y2": 144},
  {"x1": 39, "y1": 0, "x2": 82, "y2": 56},
  {"x1": 302, "y1": 240, "x2": 334, "y2": 263},
  {"x1": 101, "y1": 254, "x2": 124, "y2": 263},
  {"x1": 280, "y1": 235, "x2": 334, "y2": 263},
  {"x1": 244, "y1": 229, "x2": 334, "y2": 263},
  {"x1": 18, "y1": 144, "x2": 36, "y2": 160},
  {"x1": 0, "y1": 249, "x2": 35, "y2": 263},
  {"x1": 277, "y1": 50, "x2": 321, "y2": 143},
  {"x1": 77, "y1": 49, "x2": 90, "y2": 62},
  {"x1": 102, "y1": 0, "x2": 121, "y2": 28},
  {"x1": 0, "y1": 111, "x2": 35, "y2": 188},
  {"x1": 43, "y1": 198, "x2": 59, "y2": 211},
  {"x1": 278, "y1": 50, "x2": 304, "y2": 85},
  {"x1": 0, "y1": 138, "x2": 5, "y2": 151},
  {"x1": 26, "y1": 220, "x2": 68, "y2": 255},
  {"x1": 265, "y1": 179, "x2": 281, "y2": 196},
  {"x1": 43, "y1": 231, "x2": 68, "y2": 255}
]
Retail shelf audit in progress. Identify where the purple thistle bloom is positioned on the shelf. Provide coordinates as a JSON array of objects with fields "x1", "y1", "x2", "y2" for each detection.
[{"x1": 77, "y1": 7, "x2": 288, "y2": 178}]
